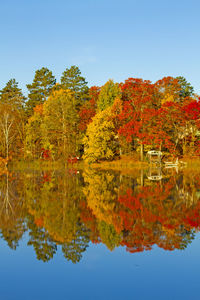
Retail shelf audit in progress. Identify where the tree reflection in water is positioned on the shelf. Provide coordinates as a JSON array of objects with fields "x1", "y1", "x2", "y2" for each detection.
[{"x1": 0, "y1": 167, "x2": 199, "y2": 262}]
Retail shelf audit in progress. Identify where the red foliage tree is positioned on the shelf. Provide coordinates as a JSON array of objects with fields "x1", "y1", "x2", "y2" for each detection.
[{"x1": 79, "y1": 86, "x2": 100, "y2": 132}]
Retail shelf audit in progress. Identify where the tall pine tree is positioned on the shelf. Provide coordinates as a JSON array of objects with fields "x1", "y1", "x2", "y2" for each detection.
[
  {"x1": 176, "y1": 76, "x2": 194, "y2": 99},
  {"x1": 26, "y1": 67, "x2": 56, "y2": 116},
  {"x1": 0, "y1": 79, "x2": 26, "y2": 159},
  {"x1": 60, "y1": 65, "x2": 89, "y2": 108},
  {"x1": 0, "y1": 79, "x2": 25, "y2": 108}
]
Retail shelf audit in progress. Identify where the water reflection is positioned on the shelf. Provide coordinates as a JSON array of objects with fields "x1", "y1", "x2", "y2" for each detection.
[{"x1": 0, "y1": 167, "x2": 200, "y2": 263}]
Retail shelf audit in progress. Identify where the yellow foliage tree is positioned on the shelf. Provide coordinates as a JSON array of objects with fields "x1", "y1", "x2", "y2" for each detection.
[
  {"x1": 25, "y1": 104, "x2": 44, "y2": 158},
  {"x1": 26, "y1": 89, "x2": 79, "y2": 159},
  {"x1": 43, "y1": 89, "x2": 79, "y2": 159},
  {"x1": 83, "y1": 106, "x2": 119, "y2": 163}
]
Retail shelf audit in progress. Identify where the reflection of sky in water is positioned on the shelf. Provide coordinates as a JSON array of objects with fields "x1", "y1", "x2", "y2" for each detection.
[
  {"x1": 0, "y1": 169, "x2": 200, "y2": 299},
  {"x1": 0, "y1": 234, "x2": 200, "y2": 300}
]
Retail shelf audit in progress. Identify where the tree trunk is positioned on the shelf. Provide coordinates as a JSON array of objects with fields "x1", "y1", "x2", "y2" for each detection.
[
  {"x1": 140, "y1": 168, "x2": 144, "y2": 187},
  {"x1": 140, "y1": 143, "x2": 144, "y2": 161}
]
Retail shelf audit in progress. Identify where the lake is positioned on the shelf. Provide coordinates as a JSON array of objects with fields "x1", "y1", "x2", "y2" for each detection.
[{"x1": 0, "y1": 166, "x2": 200, "y2": 300}]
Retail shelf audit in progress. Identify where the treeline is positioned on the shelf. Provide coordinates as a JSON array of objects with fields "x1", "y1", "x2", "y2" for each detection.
[{"x1": 0, "y1": 66, "x2": 199, "y2": 162}]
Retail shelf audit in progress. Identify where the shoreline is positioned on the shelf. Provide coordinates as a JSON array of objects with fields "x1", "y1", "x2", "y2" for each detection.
[{"x1": 2, "y1": 156, "x2": 199, "y2": 173}]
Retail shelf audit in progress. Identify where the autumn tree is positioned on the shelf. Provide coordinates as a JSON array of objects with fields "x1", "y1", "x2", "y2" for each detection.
[
  {"x1": 119, "y1": 78, "x2": 156, "y2": 160},
  {"x1": 83, "y1": 106, "x2": 119, "y2": 163},
  {"x1": 0, "y1": 79, "x2": 26, "y2": 158},
  {"x1": 181, "y1": 99, "x2": 200, "y2": 155},
  {"x1": 43, "y1": 89, "x2": 79, "y2": 159},
  {"x1": 25, "y1": 104, "x2": 44, "y2": 159},
  {"x1": 26, "y1": 67, "x2": 56, "y2": 116},
  {"x1": 26, "y1": 89, "x2": 79, "y2": 159},
  {"x1": 155, "y1": 76, "x2": 182, "y2": 105},
  {"x1": 97, "y1": 79, "x2": 121, "y2": 111},
  {"x1": 0, "y1": 104, "x2": 15, "y2": 159},
  {"x1": 79, "y1": 86, "x2": 100, "y2": 132}
]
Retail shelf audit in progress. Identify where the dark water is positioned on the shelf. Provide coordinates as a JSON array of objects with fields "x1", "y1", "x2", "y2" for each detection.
[{"x1": 0, "y1": 167, "x2": 200, "y2": 300}]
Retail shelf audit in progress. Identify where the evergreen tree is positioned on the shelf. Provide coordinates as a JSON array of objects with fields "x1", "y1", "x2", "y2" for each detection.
[
  {"x1": 176, "y1": 76, "x2": 194, "y2": 99},
  {"x1": 97, "y1": 79, "x2": 121, "y2": 111},
  {"x1": 0, "y1": 79, "x2": 26, "y2": 158},
  {"x1": 0, "y1": 78, "x2": 25, "y2": 108},
  {"x1": 60, "y1": 65, "x2": 89, "y2": 107},
  {"x1": 26, "y1": 67, "x2": 56, "y2": 116}
]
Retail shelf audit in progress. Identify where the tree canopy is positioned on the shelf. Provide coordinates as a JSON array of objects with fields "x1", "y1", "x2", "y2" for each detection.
[
  {"x1": 97, "y1": 79, "x2": 121, "y2": 111},
  {"x1": 61, "y1": 65, "x2": 89, "y2": 108},
  {"x1": 26, "y1": 67, "x2": 56, "y2": 116}
]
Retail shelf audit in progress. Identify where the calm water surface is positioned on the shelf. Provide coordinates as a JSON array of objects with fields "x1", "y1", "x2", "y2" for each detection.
[{"x1": 0, "y1": 167, "x2": 200, "y2": 300}]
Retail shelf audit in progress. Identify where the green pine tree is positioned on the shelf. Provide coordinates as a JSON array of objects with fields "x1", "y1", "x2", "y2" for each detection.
[
  {"x1": 176, "y1": 76, "x2": 194, "y2": 99},
  {"x1": 0, "y1": 79, "x2": 26, "y2": 158},
  {"x1": 26, "y1": 67, "x2": 56, "y2": 116},
  {"x1": 60, "y1": 65, "x2": 89, "y2": 108},
  {"x1": 0, "y1": 78, "x2": 25, "y2": 108}
]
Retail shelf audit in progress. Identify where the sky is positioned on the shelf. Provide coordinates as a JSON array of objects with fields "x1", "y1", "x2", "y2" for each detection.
[{"x1": 0, "y1": 0, "x2": 200, "y2": 95}]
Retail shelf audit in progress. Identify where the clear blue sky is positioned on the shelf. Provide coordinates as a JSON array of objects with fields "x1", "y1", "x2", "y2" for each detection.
[{"x1": 0, "y1": 0, "x2": 200, "y2": 95}]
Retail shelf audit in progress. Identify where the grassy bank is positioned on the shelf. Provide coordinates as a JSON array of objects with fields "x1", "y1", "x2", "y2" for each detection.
[
  {"x1": 88, "y1": 156, "x2": 148, "y2": 173},
  {"x1": 6, "y1": 156, "x2": 148, "y2": 174},
  {"x1": 8, "y1": 159, "x2": 84, "y2": 172},
  {"x1": 4, "y1": 156, "x2": 200, "y2": 173},
  {"x1": 89, "y1": 156, "x2": 200, "y2": 173}
]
